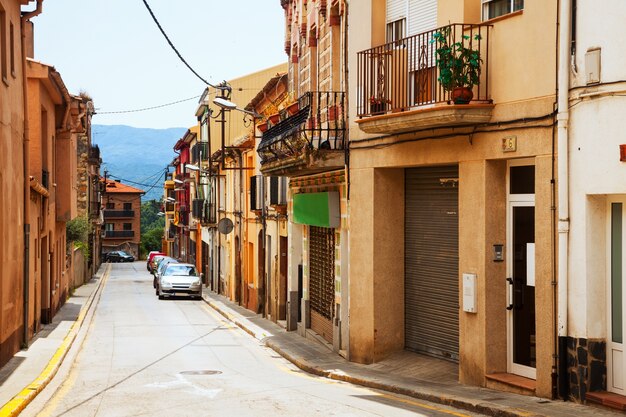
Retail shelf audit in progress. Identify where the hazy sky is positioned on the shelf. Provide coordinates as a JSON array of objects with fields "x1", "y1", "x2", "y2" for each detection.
[{"x1": 33, "y1": 1, "x2": 287, "y2": 129}]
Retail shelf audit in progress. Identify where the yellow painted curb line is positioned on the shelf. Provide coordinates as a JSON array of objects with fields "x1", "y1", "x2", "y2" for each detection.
[{"x1": 0, "y1": 264, "x2": 111, "y2": 417}]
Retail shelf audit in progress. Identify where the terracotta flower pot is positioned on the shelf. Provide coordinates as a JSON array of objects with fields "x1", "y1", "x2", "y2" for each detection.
[
  {"x1": 328, "y1": 105, "x2": 339, "y2": 121},
  {"x1": 269, "y1": 113, "x2": 280, "y2": 125},
  {"x1": 451, "y1": 87, "x2": 474, "y2": 104},
  {"x1": 286, "y1": 102, "x2": 299, "y2": 116},
  {"x1": 257, "y1": 122, "x2": 269, "y2": 133}
]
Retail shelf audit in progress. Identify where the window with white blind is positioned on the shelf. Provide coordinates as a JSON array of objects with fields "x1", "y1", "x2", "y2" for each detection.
[
  {"x1": 386, "y1": 18, "x2": 406, "y2": 43},
  {"x1": 482, "y1": 0, "x2": 524, "y2": 20}
]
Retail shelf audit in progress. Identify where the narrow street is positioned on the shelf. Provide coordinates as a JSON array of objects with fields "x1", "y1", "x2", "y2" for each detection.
[{"x1": 22, "y1": 263, "x2": 480, "y2": 417}]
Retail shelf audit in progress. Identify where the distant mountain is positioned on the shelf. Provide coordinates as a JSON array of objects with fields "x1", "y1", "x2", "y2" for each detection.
[{"x1": 92, "y1": 125, "x2": 187, "y2": 202}]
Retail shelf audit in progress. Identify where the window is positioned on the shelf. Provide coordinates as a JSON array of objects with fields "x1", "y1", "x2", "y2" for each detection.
[
  {"x1": 123, "y1": 202, "x2": 132, "y2": 210},
  {"x1": 386, "y1": 18, "x2": 406, "y2": 44},
  {"x1": 106, "y1": 202, "x2": 115, "y2": 209},
  {"x1": 123, "y1": 223, "x2": 132, "y2": 231},
  {"x1": 1, "y1": 7, "x2": 7, "y2": 83},
  {"x1": 105, "y1": 223, "x2": 114, "y2": 231},
  {"x1": 9, "y1": 21, "x2": 14, "y2": 77},
  {"x1": 482, "y1": 0, "x2": 523, "y2": 20}
]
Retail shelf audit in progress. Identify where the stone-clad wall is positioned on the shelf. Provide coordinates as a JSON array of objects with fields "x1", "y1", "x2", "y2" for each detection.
[{"x1": 567, "y1": 337, "x2": 606, "y2": 402}]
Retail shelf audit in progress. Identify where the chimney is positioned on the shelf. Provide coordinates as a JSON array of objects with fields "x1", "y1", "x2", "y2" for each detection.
[{"x1": 23, "y1": 20, "x2": 34, "y2": 58}]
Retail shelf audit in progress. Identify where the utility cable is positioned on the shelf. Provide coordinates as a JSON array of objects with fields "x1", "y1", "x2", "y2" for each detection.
[
  {"x1": 141, "y1": 0, "x2": 216, "y2": 88},
  {"x1": 96, "y1": 95, "x2": 201, "y2": 114}
]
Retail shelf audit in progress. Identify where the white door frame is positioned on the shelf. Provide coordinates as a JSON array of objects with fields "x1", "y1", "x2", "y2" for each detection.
[
  {"x1": 607, "y1": 196, "x2": 626, "y2": 395},
  {"x1": 506, "y1": 159, "x2": 536, "y2": 380}
]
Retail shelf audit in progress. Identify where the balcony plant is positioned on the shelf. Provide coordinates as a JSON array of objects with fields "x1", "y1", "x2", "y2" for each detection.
[
  {"x1": 432, "y1": 27, "x2": 482, "y2": 104},
  {"x1": 369, "y1": 96, "x2": 390, "y2": 115}
]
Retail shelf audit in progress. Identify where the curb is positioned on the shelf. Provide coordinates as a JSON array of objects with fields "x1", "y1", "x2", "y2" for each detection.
[
  {"x1": 202, "y1": 294, "x2": 544, "y2": 417},
  {"x1": 0, "y1": 265, "x2": 110, "y2": 417}
]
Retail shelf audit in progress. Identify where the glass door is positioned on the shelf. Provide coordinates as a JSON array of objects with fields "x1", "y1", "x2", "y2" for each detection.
[
  {"x1": 507, "y1": 162, "x2": 536, "y2": 379},
  {"x1": 608, "y1": 198, "x2": 625, "y2": 395}
]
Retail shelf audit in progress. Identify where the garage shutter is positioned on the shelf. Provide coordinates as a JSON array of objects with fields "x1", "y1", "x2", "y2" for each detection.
[
  {"x1": 405, "y1": 166, "x2": 459, "y2": 361},
  {"x1": 309, "y1": 226, "x2": 335, "y2": 344}
]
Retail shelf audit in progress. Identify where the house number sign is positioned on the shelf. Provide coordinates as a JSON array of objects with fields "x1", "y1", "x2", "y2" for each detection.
[{"x1": 502, "y1": 136, "x2": 517, "y2": 152}]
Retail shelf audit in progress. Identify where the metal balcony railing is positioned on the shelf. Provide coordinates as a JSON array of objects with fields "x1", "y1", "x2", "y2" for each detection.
[
  {"x1": 357, "y1": 23, "x2": 491, "y2": 117},
  {"x1": 191, "y1": 142, "x2": 210, "y2": 164},
  {"x1": 104, "y1": 230, "x2": 135, "y2": 238},
  {"x1": 103, "y1": 210, "x2": 135, "y2": 218},
  {"x1": 258, "y1": 91, "x2": 346, "y2": 165}
]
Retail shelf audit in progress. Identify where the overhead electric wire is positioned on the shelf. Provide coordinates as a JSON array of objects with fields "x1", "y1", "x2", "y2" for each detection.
[
  {"x1": 96, "y1": 95, "x2": 201, "y2": 114},
  {"x1": 141, "y1": 0, "x2": 215, "y2": 88},
  {"x1": 107, "y1": 173, "x2": 164, "y2": 189}
]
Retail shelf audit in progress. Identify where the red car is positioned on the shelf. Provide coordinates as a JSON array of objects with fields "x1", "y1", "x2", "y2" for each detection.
[{"x1": 146, "y1": 251, "x2": 165, "y2": 272}]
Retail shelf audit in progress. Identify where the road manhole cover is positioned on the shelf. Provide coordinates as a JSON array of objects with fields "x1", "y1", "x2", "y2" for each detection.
[{"x1": 179, "y1": 370, "x2": 222, "y2": 376}]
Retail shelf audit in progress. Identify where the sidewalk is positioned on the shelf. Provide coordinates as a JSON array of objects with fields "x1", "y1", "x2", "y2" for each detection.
[
  {"x1": 0, "y1": 265, "x2": 106, "y2": 417},
  {"x1": 201, "y1": 288, "x2": 624, "y2": 417}
]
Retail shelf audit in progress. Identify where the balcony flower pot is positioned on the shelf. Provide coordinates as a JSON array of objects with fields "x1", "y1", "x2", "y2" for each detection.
[
  {"x1": 370, "y1": 102, "x2": 386, "y2": 115},
  {"x1": 451, "y1": 87, "x2": 474, "y2": 105},
  {"x1": 432, "y1": 26, "x2": 482, "y2": 105},
  {"x1": 328, "y1": 104, "x2": 339, "y2": 121},
  {"x1": 306, "y1": 116, "x2": 317, "y2": 130},
  {"x1": 286, "y1": 101, "x2": 299, "y2": 116},
  {"x1": 257, "y1": 121, "x2": 269, "y2": 133},
  {"x1": 269, "y1": 113, "x2": 280, "y2": 125}
]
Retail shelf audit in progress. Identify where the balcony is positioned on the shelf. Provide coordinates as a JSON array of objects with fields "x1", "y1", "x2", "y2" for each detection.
[
  {"x1": 104, "y1": 230, "x2": 135, "y2": 238},
  {"x1": 257, "y1": 91, "x2": 346, "y2": 177},
  {"x1": 191, "y1": 142, "x2": 210, "y2": 164},
  {"x1": 356, "y1": 23, "x2": 493, "y2": 135},
  {"x1": 165, "y1": 202, "x2": 175, "y2": 213},
  {"x1": 192, "y1": 199, "x2": 217, "y2": 225},
  {"x1": 164, "y1": 180, "x2": 175, "y2": 190},
  {"x1": 103, "y1": 210, "x2": 135, "y2": 219}
]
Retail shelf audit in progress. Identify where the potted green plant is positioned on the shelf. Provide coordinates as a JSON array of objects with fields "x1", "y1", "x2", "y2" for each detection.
[{"x1": 432, "y1": 27, "x2": 482, "y2": 104}]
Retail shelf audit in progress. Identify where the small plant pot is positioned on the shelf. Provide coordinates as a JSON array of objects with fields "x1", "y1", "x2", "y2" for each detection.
[
  {"x1": 269, "y1": 113, "x2": 280, "y2": 125},
  {"x1": 257, "y1": 122, "x2": 269, "y2": 133},
  {"x1": 370, "y1": 103, "x2": 386, "y2": 115},
  {"x1": 451, "y1": 87, "x2": 474, "y2": 104},
  {"x1": 286, "y1": 102, "x2": 299, "y2": 116},
  {"x1": 328, "y1": 105, "x2": 339, "y2": 121}
]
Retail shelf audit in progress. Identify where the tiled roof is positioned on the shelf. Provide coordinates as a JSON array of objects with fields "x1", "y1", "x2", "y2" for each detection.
[{"x1": 103, "y1": 180, "x2": 144, "y2": 194}]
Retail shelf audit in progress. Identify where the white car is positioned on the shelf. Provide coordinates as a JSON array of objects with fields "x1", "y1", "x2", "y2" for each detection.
[{"x1": 156, "y1": 263, "x2": 202, "y2": 300}]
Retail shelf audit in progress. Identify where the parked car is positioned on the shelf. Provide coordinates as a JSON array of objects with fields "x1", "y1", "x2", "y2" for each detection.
[
  {"x1": 156, "y1": 263, "x2": 202, "y2": 300},
  {"x1": 153, "y1": 257, "x2": 178, "y2": 289},
  {"x1": 147, "y1": 251, "x2": 166, "y2": 272},
  {"x1": 150, "y1": 255, "x2": 169, "y2": 276},
  {"x1": 104, "y1": 250, "x2": 135, "y2": 263}
]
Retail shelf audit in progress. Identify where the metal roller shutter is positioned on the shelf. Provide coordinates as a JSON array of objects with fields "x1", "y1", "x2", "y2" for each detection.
[
  {"x1": 408, "y1": 0, "x2": 437, "y2": 36},
  {"x1": 405, "y1": 166, "x2": 459, "y2": 361},
  {"x1": 387, "y1": 0, "x2": 407, "y2": 23},
  {"x1": 309, "y1": 226, "x2": 335, "y2": 344}
]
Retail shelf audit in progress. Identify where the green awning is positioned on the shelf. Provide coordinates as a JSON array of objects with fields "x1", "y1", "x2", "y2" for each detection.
[{"x1": 293, "y1": 191, "x2": 340, "y2": 228}]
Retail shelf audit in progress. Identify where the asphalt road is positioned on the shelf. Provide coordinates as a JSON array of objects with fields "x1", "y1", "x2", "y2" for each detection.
[{"x1": 24, "y1": 262, "x2": 482, "y2": 417}]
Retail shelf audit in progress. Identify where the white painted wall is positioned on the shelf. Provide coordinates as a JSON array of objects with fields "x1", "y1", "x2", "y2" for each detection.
[{"x1": 567, "y1": 0, "x2": 626, "y2": 338}]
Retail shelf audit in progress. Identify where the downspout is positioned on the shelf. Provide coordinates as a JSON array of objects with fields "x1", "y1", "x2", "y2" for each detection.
[
  {"x1": 557, "y1": 0, "x2": 572, "y2": 400},
  {"x1": 20, "y1": 0, "x2": 44, "y2": 349}
]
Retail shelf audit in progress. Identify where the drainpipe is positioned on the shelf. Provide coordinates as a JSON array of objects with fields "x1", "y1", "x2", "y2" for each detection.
[
  {"x1": 557, "y1": 0, "x2": 572, "y2": 400},
  {"x1": 20, "y1": 0, "x2": 44, "y2": 349}
]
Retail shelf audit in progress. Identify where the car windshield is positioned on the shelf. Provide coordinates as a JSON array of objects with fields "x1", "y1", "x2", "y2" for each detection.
[{"x1": 164, "y1": 265, "x2": 197, "y2": 276}]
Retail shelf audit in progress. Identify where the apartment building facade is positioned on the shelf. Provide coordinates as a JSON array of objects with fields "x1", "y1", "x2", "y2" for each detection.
[
  {"x1": 349, "y1": 0, "x2": 558, "y2": 399},
  {"x1": 102, "y1": 180, "x2": 143, "y2": 259},
  {"x1": 258, "y1": 0, "x2": 349, "y2": 351},
  {"x1": 0, "y1": 0, "x2": 36, "y2": 366}
]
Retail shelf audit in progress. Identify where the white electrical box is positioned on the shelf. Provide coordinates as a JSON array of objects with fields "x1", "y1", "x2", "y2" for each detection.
[
  {"x1": 463, "y1": 273, "x2": 477, "y2": 313},
  {"x1": 585, "y1": 48, "x2": 601, "y2": 85}
]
